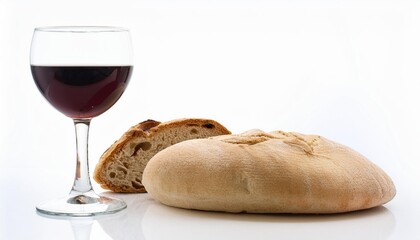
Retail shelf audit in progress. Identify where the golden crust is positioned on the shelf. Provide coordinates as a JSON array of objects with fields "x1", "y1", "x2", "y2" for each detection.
[{"x1": 143, "y1": 129, "x2": 396, "y2": 214}]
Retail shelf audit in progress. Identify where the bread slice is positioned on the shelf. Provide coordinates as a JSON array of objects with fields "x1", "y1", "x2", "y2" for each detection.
[{"x1": 93, "y1": 118, "x2": 231, "y2": 192}]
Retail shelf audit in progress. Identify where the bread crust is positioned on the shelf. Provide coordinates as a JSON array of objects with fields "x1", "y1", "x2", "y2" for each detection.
[
  {"x1": 93, "y1": 118, "x2": 231, "y2": 192},
  {"x1": 143, "y1": 130, "x2": 396, "y2": 214}
]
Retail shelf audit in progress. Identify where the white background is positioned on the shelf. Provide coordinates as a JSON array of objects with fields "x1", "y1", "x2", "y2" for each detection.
[{"x1": 1, "y1": 0, "x2": 419, "y2": 239}]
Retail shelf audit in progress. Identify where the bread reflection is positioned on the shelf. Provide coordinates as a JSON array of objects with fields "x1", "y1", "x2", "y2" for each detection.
[
  {"x1": 98, "y1": 193, "x2": 395, "y2": 240},
  {"x1": 98, "y1": 193, "x2": 151, "y2": 240}
]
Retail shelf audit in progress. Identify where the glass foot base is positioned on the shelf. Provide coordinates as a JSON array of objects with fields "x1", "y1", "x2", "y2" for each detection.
[{"x1": 36, "y1": 191, "x2": 127, "y2": 217}]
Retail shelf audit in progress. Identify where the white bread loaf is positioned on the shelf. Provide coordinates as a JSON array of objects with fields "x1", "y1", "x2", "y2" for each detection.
[
  {"x1": 142, "y1": 129, "x2": 396, "y2": 214},
  {"x1": 93, "y1": 119, "x2": 231, "y2": 192}
]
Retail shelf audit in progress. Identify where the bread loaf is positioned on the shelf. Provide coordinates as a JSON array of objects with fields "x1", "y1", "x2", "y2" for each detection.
[
  {"x1": 142, "y1": 129, "x2": 396, "y2": 214},
  {"x1": 93, "y1": 118, "x2": 231, "y2": 192}
]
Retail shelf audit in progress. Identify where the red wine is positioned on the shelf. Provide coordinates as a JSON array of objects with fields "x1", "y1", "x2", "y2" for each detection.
[{"x1": 31, "y1": 66, "x2": 132, "y2": 118}]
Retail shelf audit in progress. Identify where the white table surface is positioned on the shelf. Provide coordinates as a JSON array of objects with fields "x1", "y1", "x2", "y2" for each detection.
[
  {"x1": 0, "y1": 163, "x2": 420, "y2": 240},
  {"x1": 2, "y1": 0, "x2": 420, "y2": 239},
  {"x1": 0, "y1": 164, "x2": 417, "y2": 240}
]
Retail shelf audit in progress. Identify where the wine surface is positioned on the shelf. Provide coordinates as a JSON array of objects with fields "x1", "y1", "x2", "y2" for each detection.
[{"x1": 31, "y1": 66, "x2": 132, "y2": 118}]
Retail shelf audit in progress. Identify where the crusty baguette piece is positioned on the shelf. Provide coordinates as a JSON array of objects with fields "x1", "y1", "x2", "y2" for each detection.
[
  {"x1": 93, "y1": 118, "x2": 231, "y2": 192},
  {"x1": 143, "y1": 129, "x2": 396, "y2": 214}
]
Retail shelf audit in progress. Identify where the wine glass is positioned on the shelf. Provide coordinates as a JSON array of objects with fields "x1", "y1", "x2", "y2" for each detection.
[{"x1": 30, "y1": 26, "x2": 133, "y2": 216}]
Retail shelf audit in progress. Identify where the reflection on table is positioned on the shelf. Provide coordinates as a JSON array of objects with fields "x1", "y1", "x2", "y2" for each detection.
[{"x1": 95, "y1": 192, "x2": 395, "y2": 240}]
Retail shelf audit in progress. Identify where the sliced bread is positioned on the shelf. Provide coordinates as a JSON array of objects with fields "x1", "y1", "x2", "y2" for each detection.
[{"x1": 93, "y1": 118, "x2": 231, "y2": 192}]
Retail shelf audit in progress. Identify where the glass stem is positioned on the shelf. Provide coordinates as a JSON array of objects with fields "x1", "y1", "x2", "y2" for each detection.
[{"x1": 70, "y1": 119, "x2": 94, "y2": 195}]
